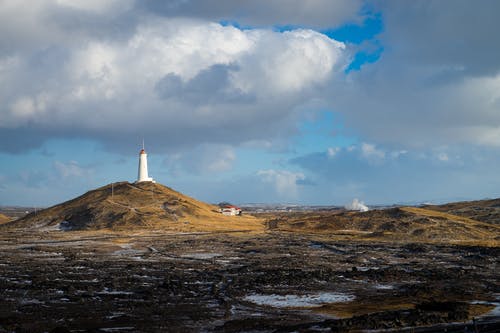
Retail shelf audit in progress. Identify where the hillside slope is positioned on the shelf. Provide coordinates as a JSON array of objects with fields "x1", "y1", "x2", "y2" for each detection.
[
  {"x1": 422, "y1": 198, "x2": 500, "y2": 225},
  {"x1": 0, "y1": 213, "x2": 11, "y2": 224},
  {"x1": 265, "y1": 207, "x2": 500, "y2": 245},
  {"x1": 3, "y1": 182, "x2": 264, "y2": 232}
]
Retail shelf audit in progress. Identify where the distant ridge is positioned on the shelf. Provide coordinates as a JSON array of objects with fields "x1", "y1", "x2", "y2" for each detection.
[
  {"x1": 3, "y1": 182, "x2": 264, "y2": 232},
  {"x1": 267, "y1": 206, "x2": 500, "y2": 246},
  {"x1": 422, "y1": 198, "x2": 500, "y2": 225}
]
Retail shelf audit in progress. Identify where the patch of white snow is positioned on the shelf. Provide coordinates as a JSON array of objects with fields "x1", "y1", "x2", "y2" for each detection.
[{"x1": 244, "y1": 292, "x2": 354, "y2": 308}]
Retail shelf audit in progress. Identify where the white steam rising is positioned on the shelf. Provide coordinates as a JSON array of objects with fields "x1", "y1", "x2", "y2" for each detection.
[{"x1": 345, "y1": 198, "x2": 369, "y2": 212}]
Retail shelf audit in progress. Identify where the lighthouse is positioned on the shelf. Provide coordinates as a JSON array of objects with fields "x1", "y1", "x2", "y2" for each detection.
[{"x1": 136, "y1": 141, "x2": 155, "y2": 183}]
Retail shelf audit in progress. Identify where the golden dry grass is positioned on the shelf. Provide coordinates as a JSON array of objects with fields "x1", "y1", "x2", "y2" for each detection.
[
  {"x1": 401, "y1": 206, "x2": 489, "y2": 226},
  {"x1": 0, "y1": 213, "x2": 11, "y2": 224},
  {"x1": 265, "y1": 207, "x2": 500, "y2": 246},
  {"x1": 4, "y1": 182, "x2": 499, "y2": 246},
  {"x1": 316, "y1": 300, "x2": 415, "y2": 318},
  {"x1": 4, "y1": 181, "x2": 265, "y2": 233}
]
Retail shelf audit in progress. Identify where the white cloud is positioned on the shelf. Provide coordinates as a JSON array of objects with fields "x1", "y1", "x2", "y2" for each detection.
[
  {"x1": 3, "y1": 0, "x2": 499, "y2": 157},
  {"x1": 137, "y1": 0, "x2": 364, "y2": 29},
  {"x1": 126, "y1": 20, "x2": 255, "y2": 82},
  {"x1": 340, "y1": 70, "x2": 500, "y2": 148},
  {"x1": 205, "y1": 146, "x2": 236, "y2": 173},
  {"x1": 0, "y1": 15, "x2": 347, "y2": 153},
  {"x1": 333, "y1": 1, "x2": 500, "y2": 149},
  {"x1": 474, "y1": 126, "x2": 500, "y2": 147},
  {"x1": 437, "y1": 152, "x2": 449, "y2": 162},
  {"x1": 164, "y1": 144, "x2": 236, "y2": 175},
  {"x1": 55, "y1": 0, "x2": 133, "y2": 13},
  {"x1": 232, "y1": 29, "x2": 345, "y2": 95},
  {"x1": 327, "y1": 147, "x2": 340, "y2": 158},
  {"x1": 10, "y1": 97, "x2": 35, "y2": 118},
  {"x1": 360, "y1": 143, "x2": 385, "y2": 162},
  {"x1": 390, "y1": 150, "x2": 408, "y2": 158},
  {"x1": 257, "y1": 169, "x2": 305, "y2": 197},
  {"x1": 53, "y1": 160, "x2": 92, "y2": 179}
]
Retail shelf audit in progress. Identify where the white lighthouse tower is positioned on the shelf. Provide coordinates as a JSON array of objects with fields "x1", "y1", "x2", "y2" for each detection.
[{"x1": 136, "y1": 141, "x2": 155, "y2": 183}]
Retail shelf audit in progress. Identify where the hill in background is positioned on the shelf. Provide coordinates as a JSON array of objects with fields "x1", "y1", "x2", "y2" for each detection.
[
  {"x1": 3, "y1": 182, "x2": 264, "y2": 232},
  {"x1": 422, "y1": 198, "x2": 500, "y2": 225},
  {"x1": 3, "y1": 184, "x2": 500, "y2": 245},
  {"x1": 265, "y1": 206, "x2": 500, "y2": 246}
]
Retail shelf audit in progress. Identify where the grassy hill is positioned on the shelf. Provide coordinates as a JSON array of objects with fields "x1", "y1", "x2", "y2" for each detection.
[
  {"x1": 264, "y1": 206, "x2": 500, "y2": 246},
  {"x1": 0, "y1": 213, "x2": 11, "y2": 224},
  {"x1": 422, "y1": 198, "x2": 500, "y2": 225},
  {"x1": 3, "y1": 184, "x2": 499, "y2": 245},
  {"x1": 3, "y1": 182, "x2": 264, "y2": 232}
]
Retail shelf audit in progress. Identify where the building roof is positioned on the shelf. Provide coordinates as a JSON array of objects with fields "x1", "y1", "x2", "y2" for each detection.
[{"x1": 223, "y1": 205, "x2": 241, "y2": 210}]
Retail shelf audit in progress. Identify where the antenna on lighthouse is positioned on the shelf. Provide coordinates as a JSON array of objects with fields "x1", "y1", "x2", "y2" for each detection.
[{"x1": 142, "y1": 138, "x2": 145, "y2": 150}]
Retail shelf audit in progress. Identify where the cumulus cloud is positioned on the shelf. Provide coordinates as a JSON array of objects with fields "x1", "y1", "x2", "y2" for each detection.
[
  {"x1": 137, "y1": 0, "x2": 364, "y2": 29},
  {"x1": 2, "y1": 0, "x2": 500, "y2": 156},
  {"x1": 327, "y1": 147, "x2": 340, "y2": 158},
  {"x1": 0, "y1": 8, "x2": 347, "y2": 153},
  {"x1": 53, "y1": 160, "x2": 92, "y2": 179},
  {"x1": 377, "y1": 1, "x2": 500, "y2": 77},
  {"x1": 289, "y1": 144, "x2": 500, "y2": 204},
  {"x1": 164, "y1": 144, "x2": 236, "y2": 175},
  {"x1": 55, "y1": 0, "x2": 133, "y2": 13},
  {"x1": 333, "y1": 1, "x2": 500, "y2": 149},
  {"x1": 337, "y1": 66, "x2": 500, "y2": 148},
  {"x1": 257, "y1": 169, "x2": 305, "y2": 198},
  {"x1": 360, "y1": 143, "x2": 385, "y2": 163}
]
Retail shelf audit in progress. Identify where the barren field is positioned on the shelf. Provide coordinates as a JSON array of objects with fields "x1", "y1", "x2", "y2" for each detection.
[{"x1": 1, "y1": 229, "x2": 499, "y2": 332}]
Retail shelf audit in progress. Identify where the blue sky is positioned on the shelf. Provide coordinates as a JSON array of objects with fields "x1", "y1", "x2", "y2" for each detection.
[{"x1": 1, "y1": 1, "x2": 500, "y2": 207}]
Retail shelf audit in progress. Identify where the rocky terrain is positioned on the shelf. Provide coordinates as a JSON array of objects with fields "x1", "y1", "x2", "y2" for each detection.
[
  {"x1": 1, "y1": 186, "x2": 499, "y2": 332},
  {"x1": 0, "y1": 230, "x2": 499, "y2": 332}
]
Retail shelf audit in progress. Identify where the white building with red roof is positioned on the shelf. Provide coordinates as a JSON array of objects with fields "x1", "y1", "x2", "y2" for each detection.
[{"x1": 220, "y1": 205, "x2": 242, "y2": 216}]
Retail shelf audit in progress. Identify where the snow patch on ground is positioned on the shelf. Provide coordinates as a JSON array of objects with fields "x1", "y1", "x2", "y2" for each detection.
[
  {"x1": 181, "y1": 253, "x2": 222, "y2": 260},
  {"x1": 39, "y1": 221, "x2": 72, "y2": 231},
  {"x1": 97, "y1": 288, "x2": 134, "y2": 295},
  {"x1": 244, "y1": 292, "x2": 354, "y2": 308},
  {"x1": 374, "y1": 284, "x2": 395, "y2": 290},
  {"x1": 99, "y1": 327, "x2": 135, "y2": 332},
  {"x1": 20, "y1": 298, "x2": 44, "y2": 305},
  {"x1": 112, "y1": 244, "x2": 144, "y2": 256}
]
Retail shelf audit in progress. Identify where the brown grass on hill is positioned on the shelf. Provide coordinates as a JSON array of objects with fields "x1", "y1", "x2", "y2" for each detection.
[
  {"x1": 0, "y1": 213, "x2": 11, "y2": 224},
  {"x1": 3, "y1": 182, "x2": 265, "y2": 233},
  {"x1": 264, "y1": 207, "x2": 500, "y2": 246},
  {"x1": 4, "y1": 183, "x2": 500, "y2": 246},
  {"x1": 422, "y1": 198, "x2": 500, "y2": 225}
]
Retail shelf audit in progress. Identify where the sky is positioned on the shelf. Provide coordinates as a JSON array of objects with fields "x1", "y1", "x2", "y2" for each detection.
[{"x1": 1, "y1": 0, "x2": 500, "y2": 207}]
